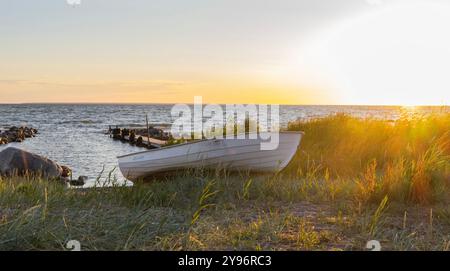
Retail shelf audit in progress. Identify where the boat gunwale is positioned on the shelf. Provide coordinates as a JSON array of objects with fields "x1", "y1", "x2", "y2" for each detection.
[
  {"x1": 119, "y1": 143, "x2": 297, "y2": 167},
  {"x1": 117, "y1": 131, "x2": 305, "y2": 159}
]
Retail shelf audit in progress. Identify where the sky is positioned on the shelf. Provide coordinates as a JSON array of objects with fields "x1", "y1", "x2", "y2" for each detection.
[{"x1": 1, "y1": 0, "x2": 449, "y2": 105}]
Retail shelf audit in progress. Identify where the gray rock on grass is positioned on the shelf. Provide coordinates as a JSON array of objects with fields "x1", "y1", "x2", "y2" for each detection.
[{"x1": 0, "y1": 147, "x2": 65, "y2": 179}]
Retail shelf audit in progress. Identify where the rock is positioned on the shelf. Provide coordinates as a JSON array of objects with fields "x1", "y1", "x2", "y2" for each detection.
[
  {"x1": 111, "y1": 126, "x2": 121, "y2": 140},
  {"x1": 70, "y1": 176, "x2": 87, "y2": 186},
  {"x1": 135, "y1": 127, "x2": 169, "y2": 140},
  {"x1": 136, "y1": 136, "x2": 144, "y2": 147},
  {"x1": 23, "y1": 127, "x2": 34, "y2": 138},
  {"x1": 128, "y1": 130, "x2": 136, "y2": 145},
  {"x1": 0, "y1": 137, "x2": 7, "y2": 145},
  {"x1": 121, "y1": 128, "x2": 130, "y2": 137},
  {"x1": 0, "y1": 147, "x2": 64, "y2": 178},
  {"x1": 61, "y1": 165, "x2": 72, "y2": 178},
  {"x1": 0, "y1": 126, "x2": 37, "y2": 145}
]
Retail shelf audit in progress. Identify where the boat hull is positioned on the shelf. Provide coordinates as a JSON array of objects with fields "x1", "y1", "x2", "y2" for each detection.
[{"x1": 118, "y1": 132, "x2": 303, "y2": 181}]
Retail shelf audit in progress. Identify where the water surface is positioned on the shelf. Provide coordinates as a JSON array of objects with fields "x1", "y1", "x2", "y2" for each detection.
[{"x1": 0, "y1": 104, "x2": 446, "y2": 186}]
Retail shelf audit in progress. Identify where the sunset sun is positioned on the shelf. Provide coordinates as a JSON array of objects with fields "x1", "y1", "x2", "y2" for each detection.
[{"x1": 295, "y1": 1, "x2": 450, "y2": 106}]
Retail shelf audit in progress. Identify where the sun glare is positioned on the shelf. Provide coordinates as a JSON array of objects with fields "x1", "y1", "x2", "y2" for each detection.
[{"x1": 296, "y1": 1, "x2": 450, "y2": 106}]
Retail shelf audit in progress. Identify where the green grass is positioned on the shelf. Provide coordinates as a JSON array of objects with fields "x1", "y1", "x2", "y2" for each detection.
[{"x1": 0, "y1": 113, "x2": 449, "y2": 250}]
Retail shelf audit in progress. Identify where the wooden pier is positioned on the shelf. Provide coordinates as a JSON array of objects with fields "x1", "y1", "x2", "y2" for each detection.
[{"x1": 107, "y1": 125, "x2": 170, "y2": 149}]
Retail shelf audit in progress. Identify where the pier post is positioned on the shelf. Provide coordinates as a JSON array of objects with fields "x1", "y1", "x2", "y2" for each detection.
[{"x1": 146, "y1": 114, "x2": 151, "y2": 146}]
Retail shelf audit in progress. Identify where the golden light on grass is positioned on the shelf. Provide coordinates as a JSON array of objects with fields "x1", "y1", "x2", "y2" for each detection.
[{"x1": 287, "y1": 112, "x2": 450, "y2": 204}]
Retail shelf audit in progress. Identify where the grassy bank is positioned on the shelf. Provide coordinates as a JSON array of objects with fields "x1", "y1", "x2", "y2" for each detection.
[
  {"x1": 0, "y1": 113, "x2": 449, "y2": 250},
  {"x1": 287, "y1": 113, "x2": 450, "y2": 204}
]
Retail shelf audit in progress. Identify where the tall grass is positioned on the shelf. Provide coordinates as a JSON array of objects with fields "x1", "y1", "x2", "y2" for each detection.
[
  {"x1": 287, "y1": 113, "x2": 450, "y2": 204},
  {"x1": 0, "y1": 112, "x2": 449, "y2": 250}
]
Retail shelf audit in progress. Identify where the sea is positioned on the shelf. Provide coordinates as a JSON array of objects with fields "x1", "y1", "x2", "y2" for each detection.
[{"x1": 0, "y1": 104, "x2": 447, "y2": 186}]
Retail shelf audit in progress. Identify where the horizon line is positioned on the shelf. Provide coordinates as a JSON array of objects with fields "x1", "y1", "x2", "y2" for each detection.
[{"x1": 0, "y1": 102, "x2": 448, "y2": 107}]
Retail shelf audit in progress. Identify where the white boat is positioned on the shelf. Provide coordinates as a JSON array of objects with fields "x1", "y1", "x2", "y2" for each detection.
[{"x1": 118, "y1": 131, "x2": 304, "y2": 181}]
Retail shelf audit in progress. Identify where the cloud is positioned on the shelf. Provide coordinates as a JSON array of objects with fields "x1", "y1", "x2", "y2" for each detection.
[
  {"x1": 0, "y1": 79, "x2": 194, "y2": 102},
  {"x1": 0, "y1": 79, "x2": 189, "y2": 89},
  {"x1": 0, "y1": 79, "x2": 29, "y2": 85}
]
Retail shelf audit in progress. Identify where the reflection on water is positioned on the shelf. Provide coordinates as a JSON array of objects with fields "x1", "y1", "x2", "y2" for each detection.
[{"x1": 0, "y1": 104, "x2": 447, "y2": 186}]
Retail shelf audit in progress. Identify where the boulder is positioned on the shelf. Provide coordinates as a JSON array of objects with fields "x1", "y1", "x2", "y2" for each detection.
[
  {"x1": 0, "y1": 147, "x2": 64, "y2": 178},
  {"x1": 70, "y1": 176, "x2": 87, "y2": 186}
]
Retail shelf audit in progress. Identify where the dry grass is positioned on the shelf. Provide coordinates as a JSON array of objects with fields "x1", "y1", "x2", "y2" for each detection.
[
  {"x1": 0, "y1": 113, "x2": 449, "y2": 250},
  {"x1": 287, "y1": 113, "x2": 450, "y2": 204}
]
